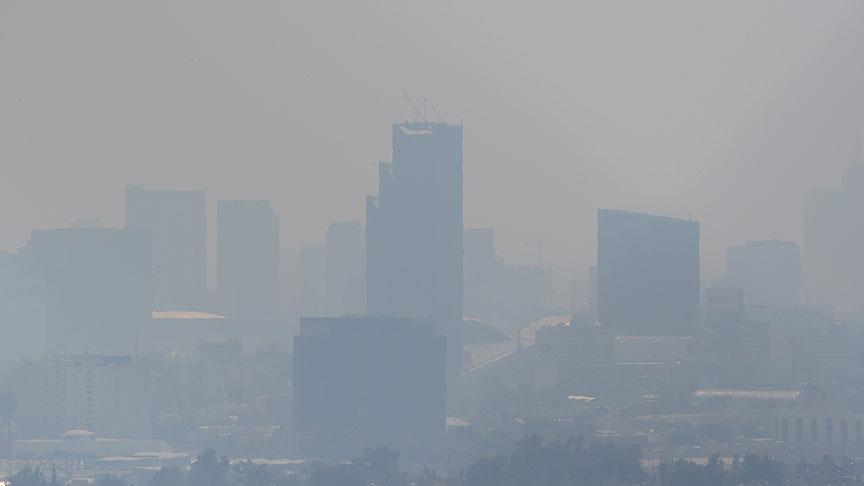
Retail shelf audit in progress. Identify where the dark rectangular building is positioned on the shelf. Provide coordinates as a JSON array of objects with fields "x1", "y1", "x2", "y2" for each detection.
[
  {"x1": 293, "y1": 316, "x2": 446, "y2": 444},
  {"x1": 597, "y1": 209, "x2": 699, "y2": 336}
]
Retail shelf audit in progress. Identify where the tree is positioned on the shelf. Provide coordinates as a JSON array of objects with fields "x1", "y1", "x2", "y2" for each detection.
[{"x1": 232, "y1": 461, "x2": 278, "y2": 486}]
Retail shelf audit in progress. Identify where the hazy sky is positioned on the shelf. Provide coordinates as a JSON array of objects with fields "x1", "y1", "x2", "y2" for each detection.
[{"x1": 2, "y1": 1, "x2": 864, "y2": 278}]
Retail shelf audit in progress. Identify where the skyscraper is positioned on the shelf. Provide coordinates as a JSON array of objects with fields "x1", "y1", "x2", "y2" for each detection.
[
  {"x1": 0, "y1": 252, "x2": 46, "y2": 366},
  {"x1": 124, "y1": 185, "x2": 206, "y2": 310},
  {"x1": 217, "y1": 200, "x2": 279, "y2": 319},
  {"x1": 803, "y1": 159, "x2": 864, "y2": 317},
  {"x1": 324, "y1": 221, "x2": 365, "y2": 316},
  {"x1": 597, "y1": 209, "x2": 700, "y2": 336},
  {"x1": 26, "y1": 228, "x2": 152, "y2": 355},
  {"x1": 366, "y1": 121, "x2": 463, "y2": 371},
  {"x1": 726, "y1": 240, "x2": 801, "y2": 310}
]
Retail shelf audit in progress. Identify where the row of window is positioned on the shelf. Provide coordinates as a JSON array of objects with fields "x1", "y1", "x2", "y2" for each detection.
[{"x1": 774, "y1": 417, "x2": 864, "y2": 444}]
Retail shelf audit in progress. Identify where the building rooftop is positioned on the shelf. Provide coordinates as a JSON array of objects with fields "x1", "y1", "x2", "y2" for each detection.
[
  {"x1": 152, "y1": 311, "x2": 227, "y2": 320},
  {"x1": 691, "y1": 389, "x2": 801, "y2": 401}
]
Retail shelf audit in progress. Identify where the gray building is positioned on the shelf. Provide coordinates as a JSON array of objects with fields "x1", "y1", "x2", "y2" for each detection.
[
  {"x1": 293, "y1": 316, "x2": 446, "y2": 448},
  {"x1": 124, "y1": 185, "x2": 206, "y2": 310},
  {"x1": 217, "y1": 200, "x2": 279, "y2": 319},
  {"x1": 26, "y1": 228, "x2": 152, "y2": 355},
  {"x1": 324, "y1": 221, "x2": 365, "y2": 316},
  {"x1": 597, "y1": 209, "x2": 700, "y2": 336},
  {"x1": 726, "y1": 240, "x2": 801, "y2": 310},
  {"x1": 0, "y1": 253, "x2": 46, "y2": 367},
  {"x1": 10, "y1": 355, "x2": 152, "y2": 439},
  {"x1": 804, "y1": 160, "x2": 864, "y2": 317},
  {"x1": 366, "y1": 121, "x2": 463, "y2": 371}
]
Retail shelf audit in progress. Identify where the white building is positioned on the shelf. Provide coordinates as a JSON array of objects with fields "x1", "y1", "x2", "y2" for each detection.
[{"x1": 10, "y1": 355, "x2": 152, "y2": 439}]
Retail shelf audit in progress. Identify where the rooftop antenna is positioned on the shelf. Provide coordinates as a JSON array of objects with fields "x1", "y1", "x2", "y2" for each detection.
[{"x1": 401, "y1": 90, "x2": 423, "y2": 122}]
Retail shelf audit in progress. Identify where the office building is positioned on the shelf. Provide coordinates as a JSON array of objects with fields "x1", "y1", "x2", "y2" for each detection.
[
  {"x1": 803, "y1": 160, "x2": 864, "y2": 317},
  {"x1": 10, "y1": 355, "x2": 152, "y2": 439},
  {"x1": 597, "y1": 209, "x2": 700, "y2": 336},
  {"x1": 217, "y1": 200, "x2": 279, "y2": 319},
  {"x1": 26, "y1": 228, "x2": 151, "y2": 355},
  {"x1": 366, "y1": 121, "x2": 463, "y2": 370},
  {"x1": 0, "y1": 253, "x2": 46, "y2": 366},
  {"x1": 726, "y1": 240, "x2": 801, "y2": 310},
  {"x1": 531, "y1": 316, "x2": 613, "y2": 394},
  {"x1": 324, "y1": 221, "x2": 365, "y2": 316},
  {"x1": 124, "y1": 185, "x2": 206, "y2": 310},
  {"x1": 293, "y1": 316, "x2": 446, "y2": 447}
]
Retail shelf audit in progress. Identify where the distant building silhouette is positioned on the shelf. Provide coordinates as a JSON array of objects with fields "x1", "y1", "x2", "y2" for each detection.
[
  {"x1": 217, "y1": 200, "x2": 279, "y2": 319},
  {"x1": 324, "y1": 221, "x2": 365, "y2": 316},
  {"x1": 124, "y1": 185, "x2": 206, "y2": 310},
  {"x1": 293, "y1": 316, "x2": 445, "y2": 450},
  {"x1": 298, "y1": 244, "x2": 326, "y2": 317},
  {"x1": 26, "y1": 228, "x2": 152, "y2": 355},
  {"x1": 804, "y1": 159, "x2": 864, "y2": 316},
  {"x1": 725, "y1": 240, "x2": 801, "y2": 310},
  {"x1": 0, "y1": 253, "x2": 46, "y2": 366},
  {"x1": 463, "y1": 228, "x2": 505, "y2": 320},
  {"x1": 366, "y1": 121, "x2": 463, "y2": 371},
  {"x1": 597, "y1": 209, "x2": 699, "y2": 336}
]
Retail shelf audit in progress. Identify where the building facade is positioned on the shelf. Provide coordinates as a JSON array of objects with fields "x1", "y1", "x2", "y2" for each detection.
[
  {"x1": 10, "y1": 355, "x2": 152, "y2": 439},
  {"x1": 124, "y1": 185, "x2": 206, "y2": 310},
  {"x1": 217, "y1": 200, "x2": 279, "y2": 319},
  {"x1": 726, "y1": 240, "x2": 801, "y2": 310},
  {"x1": 366, "y1": 121, "x2": 463, "y2": 370},
  {"x1": 803, "y1": 161, "x2": 864, "y2": 317},
  {"x1": 293, "y1": 316, "x2": 446, "y2": 448},
  {"x1": 597, "y1": 209, "x2": 700, "y2": 336},
  {"x1": 26, "y1": 228, "x2": 151, "y2": 355}
]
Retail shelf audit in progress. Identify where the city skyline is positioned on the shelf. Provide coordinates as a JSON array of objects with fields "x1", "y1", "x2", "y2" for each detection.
[{"x1": 4, "y1": 2, "x2": 864, "y2": 278}]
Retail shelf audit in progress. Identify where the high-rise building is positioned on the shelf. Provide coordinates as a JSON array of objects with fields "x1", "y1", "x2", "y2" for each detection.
[
  {"x1": 726, "y1": 240, "x2": 801, "y2": 310},
  {"x1": 803, "y1": 160, "x2": 864, "y2": 317},
  {"x1": 26, "y1": 228, "x2": 152, "y2": 355},
  {"x1": 0, "y1": 253, "x2": 46, "y2": 366},
  {"x1": 10, "y1": 355, "x2": 152, "y2": 439},
  {"x1": 216, "y1": 200, "x2": 279, "y2": 319},
  {"x1": 124, "y1": 185, "x2": 206, "y2": 310},
  {"x1": 324, "y1": 221, "x2": 365, "y2": 316},
  {"x1": 293, "y1": 316, "x2": 446, "y2": 449},
  {"x1": 366, "y1": 121, "x2": 463, "y2": 370},
  {"x1": 597, "y1": 209, "x2": 700, "y2": 336}
]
